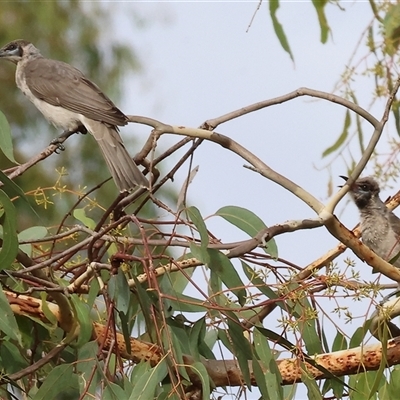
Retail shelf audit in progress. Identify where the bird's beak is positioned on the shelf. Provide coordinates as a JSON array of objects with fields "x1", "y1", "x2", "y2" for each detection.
[{"x1": 338, "y1": 175, "x2": 349, "y2": 188}]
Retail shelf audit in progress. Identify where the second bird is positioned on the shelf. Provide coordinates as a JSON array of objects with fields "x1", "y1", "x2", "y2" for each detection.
[
  {"x1": 345, "y1": 176, "x2": 400, "y2": 267},
  {"x1": 0, "y1": 39, "x2": 149, "y2": 192}
]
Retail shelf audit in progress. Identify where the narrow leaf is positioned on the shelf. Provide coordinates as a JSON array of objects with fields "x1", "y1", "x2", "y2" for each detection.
[
  {"x1": 0, "y1": 189, "x2": 18, "y2": 271},
  {"x1": 32, "y1": 364, "x2": 78, "y2": 400},
  {"x1": 128, "y1": 359, "x2": 168, "y2": 400},
  {"x1": 70, "y1": 294, "x2": 91, "y2": 347},
  {"x1": 226, "y1": 311, "x2": 253, "y2": 388},
  {"x1": 254, "y1": 328, "x2": 283, "y2": 399},
  {"x1": 103, "y1": 382, "x2": 128, "y2": 400},
  {"x1": 301, "y1": 364, "x2": 323, "y2": 400},
  {"x1": 0, "y1": 111, "x2": 17, "y2": 164},
  {"x1": 311, "y1": 0, "x2": 330, "y2": 43},
  {"x1": 216, "y1": 205, "x2": 278, "y2": 258},
  {"x1": 177, "y1": 165, "x2": 199, "y2": 211},
  {"x1": 73, "y1": 208, "x2": 96, "y2": 229},
  {"x1": 0, "y1": 170, "x2": 38, "y2": 219},
  {"x1": 187, "y1": 206, "x2": 209, "y2": 249},
  {"x1": 18, "y1": 226, "x2": 48, "y2": 255},
  {"x1": 269, "y1": 0, "x2": 294, "y2": 61},
  {"x1": 0, "y1": 289, "x2": 22, "y2": 343},
  {"x1": 189, "y1": 362, "x2": 211, "y2": 400},
  {"x1": 252, "y1": 357, "x2": 270, "y2": 399},
  {"x1": 322, "y1": 110, "x2": 351, "y2": 157},
  {"x1": 207, "y1": 249, "x2": 246, "y2": 306}
]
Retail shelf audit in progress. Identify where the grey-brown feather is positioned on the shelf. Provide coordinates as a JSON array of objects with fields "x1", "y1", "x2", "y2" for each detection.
[
  {"x1": 24, "y1": 58, "x2": 128, "y2": 126},
  {"x1": 0, "y1": 39, "x2": 149, "y2": 191}
]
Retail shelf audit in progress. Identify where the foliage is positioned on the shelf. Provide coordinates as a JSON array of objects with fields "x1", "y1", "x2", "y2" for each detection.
[{"x1": 2, "y1": 1, "x2": 400, "y2": 400}]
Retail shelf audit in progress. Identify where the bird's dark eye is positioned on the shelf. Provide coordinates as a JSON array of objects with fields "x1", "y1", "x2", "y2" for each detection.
[
  {"x1": 6, "y1": 44, "x2": 17, "y2": 51},
  {"x1": 360, "y1": 184, "x2": 369, "y2": 191}
]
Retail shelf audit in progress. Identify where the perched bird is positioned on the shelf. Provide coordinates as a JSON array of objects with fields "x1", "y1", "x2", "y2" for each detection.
[
  {"x1": 0, "y1": 39, "x2": 149, "y2": 191},
  {"x1": 343, "y1": 176, "x2": 400, "y2": 267}
]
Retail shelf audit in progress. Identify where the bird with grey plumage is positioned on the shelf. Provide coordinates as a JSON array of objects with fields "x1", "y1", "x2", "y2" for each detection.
[
  {"x1": 343, "y1": 176, "x2": 400, "y2": 271},
  {"x1": 0, "y1": 39, "x2": 149, "y2": 192}
]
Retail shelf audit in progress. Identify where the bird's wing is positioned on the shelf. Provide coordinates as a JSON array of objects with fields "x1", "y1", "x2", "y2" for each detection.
[
  {"x1": 24, "y1": 58, "x2": 127, "y2": 126},
  {"x1": 388, "y1": 211, "x2": 400, "y2": 235}
]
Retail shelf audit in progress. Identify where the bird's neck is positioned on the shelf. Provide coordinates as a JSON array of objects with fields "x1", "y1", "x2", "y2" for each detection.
[{"x1": 358, "y1": 197, "x2": 388, "y2": 219}]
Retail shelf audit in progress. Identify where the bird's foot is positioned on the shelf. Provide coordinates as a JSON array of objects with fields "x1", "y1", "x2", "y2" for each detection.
[
  {"x1": 50, "y1": 135, "x2": 67, "y2": 153},
  {"x1": 50, "y1": 128, "x2": 83, "y2": 153}
]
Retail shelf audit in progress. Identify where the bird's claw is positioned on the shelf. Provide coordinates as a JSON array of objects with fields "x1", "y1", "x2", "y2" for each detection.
[{"x1": 50, "y1": 139, "x2": 65, "y2": 154}]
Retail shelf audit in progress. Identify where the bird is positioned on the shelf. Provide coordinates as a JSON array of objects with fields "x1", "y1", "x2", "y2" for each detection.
[
  {"x1": 342, "y1": 175, "x2": 400, "y2": 268},
  {"x1": 0, "y1": 39, "x2": 149, "y2": 192}
]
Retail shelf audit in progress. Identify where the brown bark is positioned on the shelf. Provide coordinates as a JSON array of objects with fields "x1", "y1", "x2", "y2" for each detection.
[{"x1": 6, "y1": 290, "x2": 400, "y2": 387}]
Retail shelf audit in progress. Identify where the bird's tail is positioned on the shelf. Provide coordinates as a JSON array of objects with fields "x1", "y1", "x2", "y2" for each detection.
[{"x1": 82, "y1": 119, "x2": 149, "y2": 191}]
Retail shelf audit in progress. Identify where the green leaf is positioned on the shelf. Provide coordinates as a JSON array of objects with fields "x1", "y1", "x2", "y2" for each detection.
[
  {"x1": 0, "y1": 341, "x2": 28, "y2": 373},
  {"x1": 131, "y1": 362, "x2": 152, "y2": 386},
  {"x1": 189, "y1": 242, "x2": 210, "y2": 265},
  {"x1": 256, "y1": 325, "x2": 351, "y2": 391},
  {"x1": 0, "y1": 189, "x2": 18, "y2": 271},
  {"x1": 252, "y1": 357, "x2": 271, "y2": 399},
  {"x1": 290, "y1": 297, "x2": 322, "y2": 355},
  {"x1": 32, "y1": 364, "x2": 78, "y2": 400},
  {"x1": 87, "y1": 278, "x2": 100, "y2": 310},
  {"x1": 226, "y1": 311, "x2": 253, "y2": 388},
  {"x1": 216, "y1": 205, "x2": 278, "y2": 259},
  {"x1": 0, "y1": 289, "x2": 22, "y2": 344},
  {"x1": 269, "y1": 0, "x2": 294, "y2": 61},
  {"x1": 301, "y1": 364, "x2": 322, "y2": 400},
  {"x1": 70, "y1": 294, "x2": 92, "y2": 348},
  {"x1": 103, "y1": 382, "x2": 128, "y2": 400},
  {"x1": 332, "y1": 330, "x2": 347, "y2": 352},
  {"x1": 368, "y1": 324, "x2": 388, "y2": 399},
  {"x1": 350, "y1": 321, "x2": 370, "y2": 348},
  {"x1": 189, "y1": 317, "x2": 215, "y2": 360},
  {"x1": 73, "y1": 208, "x2": 96, "y2": 229},
  {"x1": 18, "y1": 226, "x2": 48, "y2": 255},
  {"x1": 388, "y1": 366, "x2": 400, "y2": 398},
  {"x1": 0, "y1": 170, "x2": 39, "y2": 220},
  {"x1": 166, "y1": 325, "x2": 190, "y2": 381},
  {"x1": 39, "y1": 292, "x2": 58, "y2": 327},
  {"x1": 254, "y1": 328, "x2": 283, "y2": 399},
  {"x1": 311, "y1": 0, "x2": 330, "y2": 43},
  {"x1": 384, "y1": 3, "x2": 400, "y2": 54},
  {"x1": 187, "y1": 206, "x2": 209, "y2": 249},
  {"x1": 207, "y1": 249, "x2": 246, "y2": 306},
  {"x1": 120, "y1": 311, "x2": 131, "y2": 355},
  {"x1": 0, "y1": 111, "x2": 17, "y2": 164},
  {"x1": 189, "y1": 362, "x2": 211, "y2": 400},
  {"x1": 322, "y1": 109, "x2": 351, "y2": 157},
  {"x1": 131, "y1": 275, "x2": 155, "y2": 333},
  {"x1": 128, "y1": 359, "x2": 168, "y2": 400},
  {"x1": 116, "y1": 269, "x2": 130, "y2": 315}
]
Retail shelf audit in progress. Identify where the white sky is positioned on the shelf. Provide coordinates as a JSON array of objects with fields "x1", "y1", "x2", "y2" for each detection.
[
  {"x1": 121, "y1": 1, "x2": 376, "y2": 259},
  {"x1": 112, "y1": 2, "x2": 394, "y2": 399}
]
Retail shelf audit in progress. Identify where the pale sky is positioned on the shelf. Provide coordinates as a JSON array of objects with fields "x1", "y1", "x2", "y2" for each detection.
[{"x1": 113, "y1": 2, "x2": 391, "y2": 398}]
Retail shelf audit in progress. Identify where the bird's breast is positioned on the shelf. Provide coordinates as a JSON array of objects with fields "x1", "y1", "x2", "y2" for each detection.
[
  {"x1": 16, "y1": 61, "x2": 81, "y2": 131},
  {"x1": 361, "y1": 214, "x2": 400, "y2": 266}
]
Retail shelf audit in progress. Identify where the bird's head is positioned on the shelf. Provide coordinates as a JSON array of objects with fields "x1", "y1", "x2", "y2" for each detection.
[
  {"x1": 340, "y1": 176, "x2": 381, "y2": 209},
  {"x1": 0, "y1": 40, "x2": 38, "y2": 64}
]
